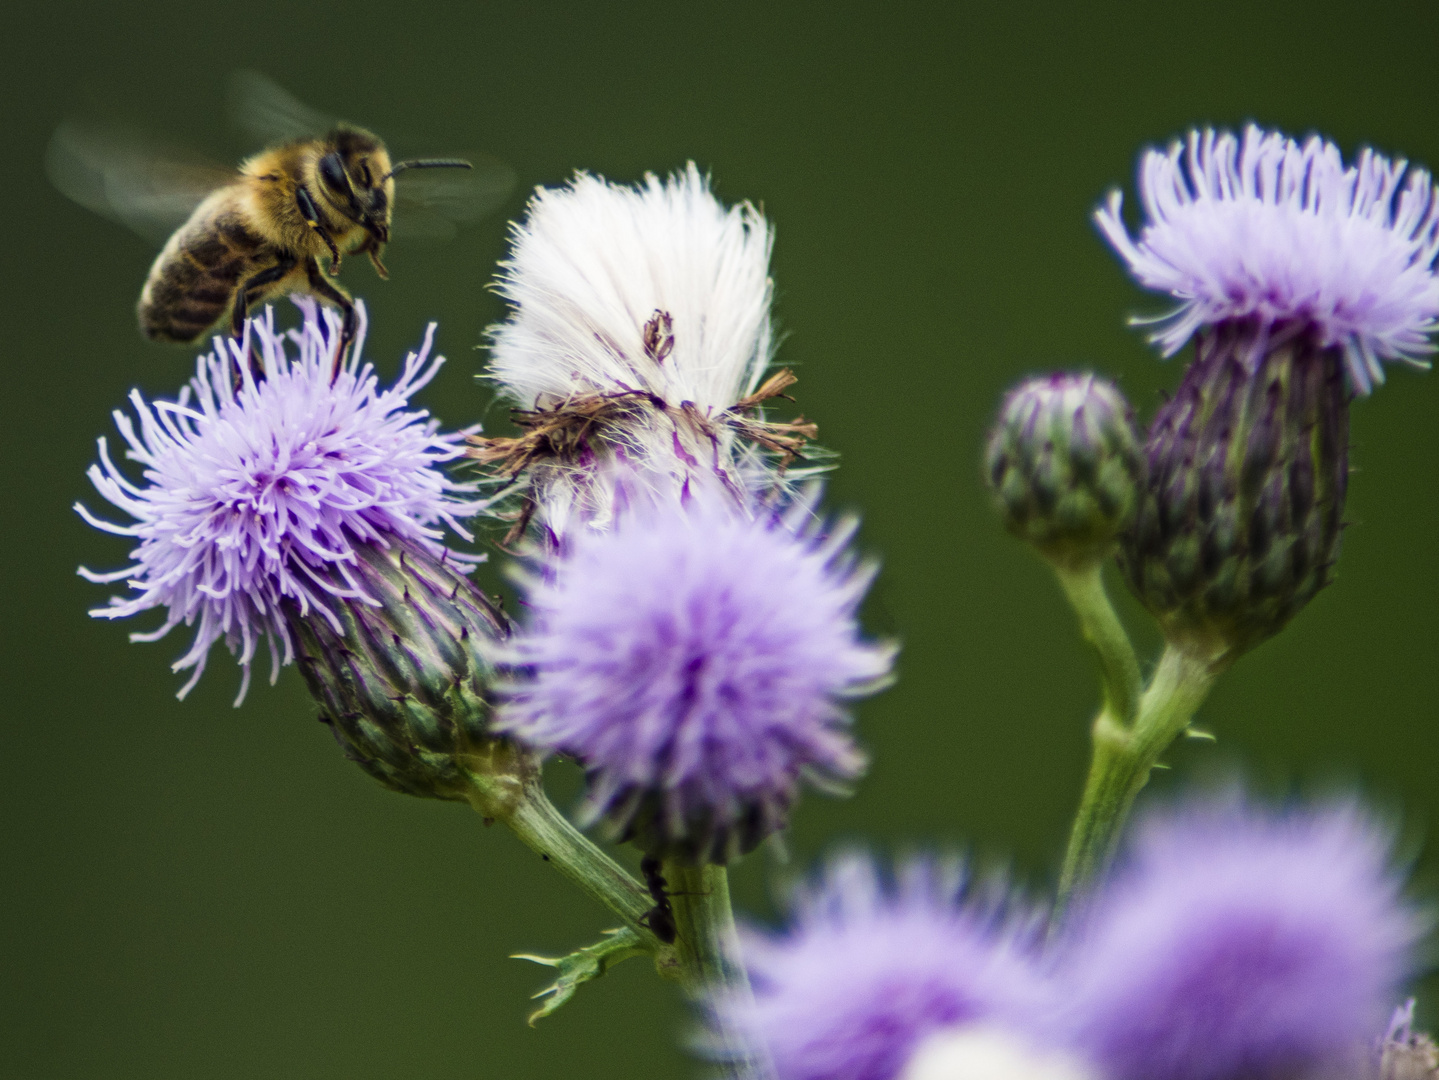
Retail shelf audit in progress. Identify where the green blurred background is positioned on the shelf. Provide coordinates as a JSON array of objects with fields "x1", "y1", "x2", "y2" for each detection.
[{"x1": 5, "y1": 1, "x2": 1439, "y2": 1076}]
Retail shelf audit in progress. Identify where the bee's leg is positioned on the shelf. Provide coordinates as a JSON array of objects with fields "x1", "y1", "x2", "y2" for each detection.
[
  {"x1": 356, "y1": 236, "x2": 390, "y2": 280},
  {"x1": 295, "y1": 186, "x2": 342, "y2": 274},
  {"x1": 233, "y1": 254, "x2": 298, "y2": 381},
  {"x1": 304, "y1": 258, "x2": 356, "y2": 380}
]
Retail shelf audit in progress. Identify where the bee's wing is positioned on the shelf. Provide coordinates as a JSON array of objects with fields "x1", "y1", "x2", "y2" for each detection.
[
  {"x1": 227, "y1": 69, "x2": 336, "y2": 145},
  {"x1": 389, "y1": 153, "x2": 517, "y2": 242},
  {"x1": 46, "y1": 120, "x2": 234, "y2": 246}
]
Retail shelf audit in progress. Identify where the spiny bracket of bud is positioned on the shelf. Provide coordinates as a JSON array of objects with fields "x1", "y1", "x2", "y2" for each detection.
[
  {"x1": 288, "y1": 539, "x2": 516, "y2": 802},
  {"x1": 466, "y1": 367, "x2": 817, "y2": 480},
  {"x1": 1120, "y1": 318, "x2": 1349, "y2": 662},
  {"x1": 985, "y1": 373, "x2": 1144, "y2": 569},
  {"x1": 512, "y1": 926, "x2": 646, "y2": 1026}
]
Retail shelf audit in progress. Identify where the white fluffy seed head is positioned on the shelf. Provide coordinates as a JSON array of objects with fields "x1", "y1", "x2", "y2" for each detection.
[
  {"x1": 482, "y1": 165, "x2": 799, "y2": 538},
  {"x1": 489, "y1": 163, "x2": 774, "y2": 411}
]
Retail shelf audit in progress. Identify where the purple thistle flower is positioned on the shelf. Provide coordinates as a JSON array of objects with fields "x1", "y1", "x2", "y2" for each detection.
[
  {"x1": 1096, "y1": 125, "x2": 1439, "y2": 394},
  {"x1": 494, "y1": 489, "x2": 894, "y2": 862},
  {"x1": 1059, "y1": 794, "x2": 1426, "y2": 1080},
  {"x1": 78, "y1": 300, "x2": 485, "y2": 705},
  {"x1": 714, "y1": 854, "x2": 1049, "y2": 1080}
]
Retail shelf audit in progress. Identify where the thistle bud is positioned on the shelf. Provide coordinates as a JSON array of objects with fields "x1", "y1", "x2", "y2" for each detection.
[
  {"x1": 1119, "y1": 319, "x2": 1349, "y2": 660},
  {"x1": 985, "y1": 373, "x2": 1144, "y2": 569},
  {"x1": 288, "y1": 540, "x2": 510, "y2": 802}
]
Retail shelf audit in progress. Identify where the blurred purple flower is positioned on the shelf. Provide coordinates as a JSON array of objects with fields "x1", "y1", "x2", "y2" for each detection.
[
  {"x1": 495, "y1": 490, "x2": 894, "y2": 862},
  {"x1": 1059, "y1": 794, "x2": 1426, "y2": 1080},
  {"x1": 1096, "y1": 125, "x2": 1439, "y2": 393},
  {"x1": 78, "y1": 300, "x2": 484, "y2": 704},
  {"x1": 716, "y1": 853, "x2": 1048, "y2": 1080}
]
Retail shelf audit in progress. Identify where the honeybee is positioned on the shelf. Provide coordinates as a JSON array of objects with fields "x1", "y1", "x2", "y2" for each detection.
[{"x1": 47, "y1": 70, "x2": 514, "y2": 367}]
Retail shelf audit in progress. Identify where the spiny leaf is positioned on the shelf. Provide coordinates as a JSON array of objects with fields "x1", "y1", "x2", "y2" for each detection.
[{"x1": 512, "y1": 926, "x2": 646, "y2": 1026}]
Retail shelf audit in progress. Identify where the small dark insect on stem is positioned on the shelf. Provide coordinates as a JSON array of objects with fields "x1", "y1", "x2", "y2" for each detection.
[{"x1": 637, "y1": 855, "x2": 678, "y2": 945}]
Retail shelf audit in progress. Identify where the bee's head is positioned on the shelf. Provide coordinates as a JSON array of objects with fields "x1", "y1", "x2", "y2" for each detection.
[
  {"x1": 312, "y1": 125, "x2": 396, "y2": 244},
  {"x1": 310, "y1": 126, "x2": 474, "y2": 247}
]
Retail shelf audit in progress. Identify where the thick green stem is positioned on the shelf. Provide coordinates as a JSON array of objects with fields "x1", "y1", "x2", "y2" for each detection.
[
  {"x1": 1053, "y1": 561, "x2": 1143, "y2": 724},
  {"x1": 1054, "y1": 645, "x2": 1221, "y2": 917},
  {"x1": 666, "y1": 862, "x2": 768, "y2": 1079},
  {"x1": 665, "y1": 863, "x2": 744, "y2": 995},
  {"x1": 504, "y1": 784, "x2": 660, "y2": 932},
  {"x1": 462, "y1": 744, "x2": 672, "y2": 957}
]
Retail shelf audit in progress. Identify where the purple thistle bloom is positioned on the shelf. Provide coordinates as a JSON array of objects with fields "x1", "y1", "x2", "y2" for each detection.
[
  {"x1": 715, "y1": 854, "x2": 1049, "y2": 1080},
  {"x1": 1059, "y1": 794, "x2": 1426, "y2": 1080},
  {"x1": 78, "y1": 300, "x2": 485, "y2": 705},
  {"x1": 1096, "y1": 125, "x2": 1439, "y2": 394},
  {"x1": 495, "y1": 490, "x2": 894, "y2": 862}
]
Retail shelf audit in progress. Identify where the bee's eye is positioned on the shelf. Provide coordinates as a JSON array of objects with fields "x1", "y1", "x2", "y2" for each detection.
[
  {"x1": 319, "y1": 153, "x2": 349, "y2": 193},
  {"x1": 359, "y1": 163, "x2": 373, "y2": 187}
]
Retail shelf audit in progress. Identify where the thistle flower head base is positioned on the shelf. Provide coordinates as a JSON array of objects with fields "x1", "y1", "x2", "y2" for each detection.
[
  {"x1": 289, "y1": 538, "x2": 511, "y2": 801},
  {"x1": 1120, "y1": 317, "x2": 1349, "y2": 659}
]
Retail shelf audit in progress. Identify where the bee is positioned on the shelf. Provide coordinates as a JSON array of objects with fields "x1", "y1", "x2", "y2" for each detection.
[{"x1": 47, "y1": 70, "x2": 514, "y2": 369}]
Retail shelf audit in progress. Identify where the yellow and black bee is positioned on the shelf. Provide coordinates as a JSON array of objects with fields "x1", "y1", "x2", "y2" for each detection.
[{"x1": 48, "y1": 70, "x2": 513, "y2": 365}]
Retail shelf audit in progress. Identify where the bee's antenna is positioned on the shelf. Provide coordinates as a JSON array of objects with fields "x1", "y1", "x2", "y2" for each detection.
[{"x1": 384, "y1": 159, "x2": 473, "y2": 181}]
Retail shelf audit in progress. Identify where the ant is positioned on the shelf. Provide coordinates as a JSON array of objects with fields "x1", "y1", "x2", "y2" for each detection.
[{"x1": 638, "y1": 855, "x2": 677, "y2": 945}]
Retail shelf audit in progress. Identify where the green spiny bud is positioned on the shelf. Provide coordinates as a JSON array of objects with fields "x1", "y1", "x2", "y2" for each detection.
[
  {"x1": 985, "y1": 373, "x2": 1144, "y2": 568},
  {"x1": 1119, "y1": 318, "x2": 1349, "y2": 661},
  {"x1": 286, "y1": 539, "x2": 512, "y2": 802}
]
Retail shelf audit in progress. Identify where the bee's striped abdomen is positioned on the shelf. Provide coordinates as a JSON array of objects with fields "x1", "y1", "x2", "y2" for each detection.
[{"x1": 138, "y1": 207, "x2": 268, "y2": 344}]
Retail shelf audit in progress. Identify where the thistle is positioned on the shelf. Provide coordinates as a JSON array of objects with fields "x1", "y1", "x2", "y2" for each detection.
[
  {"x1": 715, "y1": 854, "x2": 1048, "y2": 1080},
  {"x1": 475, "y1": 164, "x2": 818, "y2": 541},
  {"x1": 495, "y1": 486, "x2": 894, "y2": 864},
  {"x1": 1120, "y1": 319, "x2": 1348, "y2": 658},
  {"x1": 1098, "y1": 126, "x2": 1439, "y2": 659},
  {"x1": 985, "y1": 373, "x2": 1143, "y2": 570},
  {"x1": 1096, "y1": 125, "x2": 1439, "y2": 396},
  {"x1": 1057, "y1": 793, "x2": 1424, "y2": 1080},
  {"x1": 287, "y1": 539, "x2": 509, "y2": 801},
  {"x1": 78, "y1": 300, "x2": 512, "y2": 800}
]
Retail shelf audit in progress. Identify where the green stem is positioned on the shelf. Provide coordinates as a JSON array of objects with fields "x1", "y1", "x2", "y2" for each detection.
[
  {"x1": 1054, "y1": 644, "x2": 1221, "y2": 917},
  {"x1": 1053, "y1": 561, "x2": 1143, "y2": 724},
  {"x1": 666, "y1": 862, "x2": 768, "y2": 1079},
  {"x1": 462, "y1": 743, "x2": 672, "y2": 956}
]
